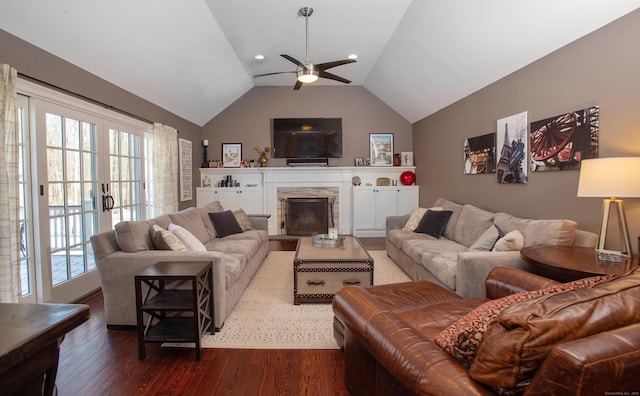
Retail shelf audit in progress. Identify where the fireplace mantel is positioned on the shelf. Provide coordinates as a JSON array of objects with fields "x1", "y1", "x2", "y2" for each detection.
[{"x1": 197, "y1": 166, "x2": 417, "y2": 236}]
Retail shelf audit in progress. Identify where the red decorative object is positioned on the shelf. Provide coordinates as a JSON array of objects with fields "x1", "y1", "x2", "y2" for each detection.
[{"x1": 400, "y1": 171, "x2": 416, "y2": 185}]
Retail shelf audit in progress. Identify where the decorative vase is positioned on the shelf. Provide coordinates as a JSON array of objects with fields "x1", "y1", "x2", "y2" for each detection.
[
  {"x1": 259, "y1": 152, "x2": 268, "y2": 167},
  {"x1": 400, "y1": 171, "x2": 416, "y2": 185},
  {"x1": 393, "y1": 154, "x2": 401, "y2": 166}
]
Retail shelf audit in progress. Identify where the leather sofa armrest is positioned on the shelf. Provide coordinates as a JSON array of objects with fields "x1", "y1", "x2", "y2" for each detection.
[
  {"x1": 484, "y1": 267, "x2": 560, "y2": 300},
  {"x1": 526, "y1": 323, "x2": 640, "y2": 395},
  {"x1": 456, "y1": 251, "x2": 528, "y2": 298},
  {"x1": 386, "y1": 215, "x2": 409, "y2": 231},
  {"x1": 363, "y1": 312, "x2": 495, "y2": 395},
  {"x1": 247, "y1": 214, "x2": 270, "y2": 231}
]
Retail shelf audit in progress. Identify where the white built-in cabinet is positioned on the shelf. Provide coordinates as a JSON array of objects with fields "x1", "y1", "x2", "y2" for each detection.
[
  {"x1": 196, "y1": 187, "x2": 262, "y2": 214},
  {"x1": 352, "y1": 186, "x2": 419, "y2": 237},
  {"x1": 196, "y1": 168, "x2": 263, "y2": 214},
  {"x1": 196, "y1": 166, "x2": 417, "y2": 236}
]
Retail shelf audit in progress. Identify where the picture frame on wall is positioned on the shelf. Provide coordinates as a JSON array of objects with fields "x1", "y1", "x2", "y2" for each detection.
[
  {"x1": 222, "y1": 143, "x2": 242, "y2": 168},
  {"x1": 370, "y1": 133, "x2": 394, "y2": 166}
]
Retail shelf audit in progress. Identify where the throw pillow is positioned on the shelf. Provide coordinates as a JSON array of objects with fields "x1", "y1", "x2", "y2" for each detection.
[
  {"x1": 114, "y1": 221, "x2": 153, "y2": 252},
  {"x1": 468, "y1": 225, "x2": 503, "y2": 252},
  {"x1": 492, "y1": 230, "x2": 524, "y2": 251},
  {"x1": 434, "y1": 274, "x2": 614, "y2": 367},
  {"x1": 209, "y1": 210, "x2": 244, "y2": 238},
  {"x1": 469, "y1": 268, "x2": 640, "y2": 392},
  {"x1": 149, "y1": 224, "x2": 186, "y2": 251},
  {"x1": 414, "y1": 210, "x2": 453, "y2": 238},
  {"x1": 233, "y1": 209, "x2": 254, "y2": 231},
  {"x1": 402, "y1": 206, "x2": 443, "y2": 231},
  {"x1": 168, "y1": 223, "x2": 207, "y2": 251}
]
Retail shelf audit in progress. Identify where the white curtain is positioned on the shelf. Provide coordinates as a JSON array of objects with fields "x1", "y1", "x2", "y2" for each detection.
[
  {"x1": 0, "y1": 64, "x2": 20, "y2": 303},
  {"x1": 152, "y1": 123, "x2": 178, "y2": 215}
]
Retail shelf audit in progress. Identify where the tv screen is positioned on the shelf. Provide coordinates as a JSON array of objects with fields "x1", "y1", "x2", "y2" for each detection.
[{"x1": 272, "y1": 118, "x2": 342, "y2": 158}]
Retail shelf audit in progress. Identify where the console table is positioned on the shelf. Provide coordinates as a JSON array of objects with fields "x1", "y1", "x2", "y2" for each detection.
[
  {"x1": 135, "y1": 261, "x2": 214, "y2": 361},
  {"x1": 521, "y1": 245, "x2": 639, "y2": 282},
  {"x1": 0, "y1": 303, "x2": 89, "y2": 396}
]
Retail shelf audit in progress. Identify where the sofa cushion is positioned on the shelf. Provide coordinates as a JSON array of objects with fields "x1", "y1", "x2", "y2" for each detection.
[
  {"x1": 468, "y1": 225, "x2": 503, "y2": 252},
  {"x1": 402, "y1": 206, "x2": 443, "y2": 231},
  {"x1": 435, "y1": 274, "x2": 614, "y2": 367},
  {"x1": 233, "y1": 209, "x2": 254, "y2": 231},
  {"x1": 492, "y1": 230, "x2": 524, "y2": 251},
  {"x1": 452, "y1": 205, "x2": 495, "y2": 247},
  {"x1": 421, "y1": 251, "x2": 460, "y2": 289},
  {"x1": 469, "y1": 267, "x2": 640, "y2": 392},
  {"x1": 402, "y1": 236, "x2": 466, "y2": 266},
  {"x1": 168, "y1": 223, "x2": 207, "y2": 251},
  {"x1": 149, "y1": 224, "x2": 187, "y2": 251},
  {"x1": 168, "y1": 207, "x2": 211, "y2": 243},
  {"x1": 114, "y1": 221, "x2": 153, "y2": 252},
  {"x1": 415, "y1": 210, "x2": 453, "y2": 238},
  {"x1": 209, "y1": 210, "x2": 244, "y2": 238},
  {"x1": 494, "y1": 212, "x2": 577, "y2": 247},
  {"x1": 433, "y1": 198, "x2": 463, "y2": 240}
]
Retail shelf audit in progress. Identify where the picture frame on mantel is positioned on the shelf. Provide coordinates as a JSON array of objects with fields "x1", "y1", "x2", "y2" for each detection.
[
  {"x1": 370, "y1": 133, "x2": 393, "y2": 166},
  {"x1": 222, "y1": 143, "x2": 242, "y2": 168}
]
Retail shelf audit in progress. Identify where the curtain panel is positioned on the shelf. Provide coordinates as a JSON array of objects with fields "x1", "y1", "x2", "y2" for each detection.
[
  {"x1": 0, "y1": 64, "x2": 20, "y2": 302},
  {"x1": 152, "y1": 123, "x2": 178, "y2": 215}
]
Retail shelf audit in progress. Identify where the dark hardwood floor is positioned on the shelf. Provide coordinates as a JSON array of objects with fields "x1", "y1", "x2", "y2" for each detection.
[{"x1": 56, "y1": 237, "x2": 386, "y2": 395}]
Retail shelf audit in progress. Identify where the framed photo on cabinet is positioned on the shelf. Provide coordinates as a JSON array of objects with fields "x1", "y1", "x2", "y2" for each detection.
[
  {"x1": 222, "y1": 143, "x2": 242, "y2": 168},
  {"x1": 370, "y1": 133, "x2": 393, "y2": 166}
]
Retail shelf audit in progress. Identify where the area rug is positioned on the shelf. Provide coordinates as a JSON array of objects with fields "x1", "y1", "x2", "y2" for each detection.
[{"x1": 198, "y1": 250, "x2": 410, "y2": 349}]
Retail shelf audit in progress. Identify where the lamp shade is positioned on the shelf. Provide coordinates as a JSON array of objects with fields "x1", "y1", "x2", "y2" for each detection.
[{"x1": 577, "y1": 157, "x2": 640, "y2": 198}]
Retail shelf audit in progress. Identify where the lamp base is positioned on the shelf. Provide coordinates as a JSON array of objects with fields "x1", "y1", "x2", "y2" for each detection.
[
  {"x1": 597, "y1": 198, "x2": 633, "y2": 258},
  {"x1": 597, "y1": 249, "x2": 623, "y2": 263}
]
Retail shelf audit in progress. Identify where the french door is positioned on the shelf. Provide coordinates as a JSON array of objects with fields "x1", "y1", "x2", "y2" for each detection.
[{"x1": 24, "y1": 90, "x2": 149, "y2": 303}]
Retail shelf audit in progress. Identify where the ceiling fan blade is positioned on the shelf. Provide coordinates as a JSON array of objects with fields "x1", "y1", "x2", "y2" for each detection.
[
  {"x1": 281, "y1": 54, "x2": 306, "y2": 69},
  {"x1": 318, "y1": 70, "x2": 351, "y2": 84},
  {"x1": 293, "y1": 80, "x2": 303, "y2": 90},
  {"x1": 315, "y1": 59, "x2": 356, "y2": 71},
  {"x1": 254, "y1": 71, "x2": 296, "y2": 78}
]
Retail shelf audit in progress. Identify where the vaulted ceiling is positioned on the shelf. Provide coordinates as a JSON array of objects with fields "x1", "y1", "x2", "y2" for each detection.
[{"x1": 2, "y1": 1, "x2": 639, "y2": 126}]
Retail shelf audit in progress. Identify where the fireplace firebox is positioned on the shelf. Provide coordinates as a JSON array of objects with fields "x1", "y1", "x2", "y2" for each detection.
[{"x1": 285, "y1": 197, "x2": 334, "y2": 236}]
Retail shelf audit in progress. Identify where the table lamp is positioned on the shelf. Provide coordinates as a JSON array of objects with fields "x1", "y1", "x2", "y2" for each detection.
[{"x1": 577, "y1": 157, "x2": 640, "y2": 258}]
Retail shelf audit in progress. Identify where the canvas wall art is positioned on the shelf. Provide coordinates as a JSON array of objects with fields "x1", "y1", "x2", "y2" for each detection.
[
  {"x1": 464, "y1": 133, "x2": 496, "y2": 174},
  {"x1": 529, "y1": 106, "x2": 599, "y2": 171},
  {"x1": 496, "y1": 111, "x2": 528, "y2": 184}
]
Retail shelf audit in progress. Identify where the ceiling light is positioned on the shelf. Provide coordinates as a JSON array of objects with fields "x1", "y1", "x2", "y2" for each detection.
[
  {"x1": 254, "y1": 54, "x2": 265, "y2": 60},
  {"x1": 348, "y1": 54, "x2": 358, "y2": 60},
  {"x1": 297, "y1": 69, "x2": 319, "y2": 84}
]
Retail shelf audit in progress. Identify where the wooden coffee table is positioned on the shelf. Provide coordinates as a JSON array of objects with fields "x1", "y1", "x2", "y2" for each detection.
[
  {"x1": 293, "y1": 236, "x2": 374, "y2": 304},
  {"x1": 521, "y1": 245, "x2": 639, "y2": 283}
]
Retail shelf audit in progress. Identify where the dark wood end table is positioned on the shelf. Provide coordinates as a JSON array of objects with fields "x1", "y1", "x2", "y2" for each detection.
[
  {"x1": 521, "y1": 245, "x2": 639, "y2": 283},
  {"x1": 0, "y1": 303, "x2": 90, "y2": 396},
  {"x1": 135, "y1": 261, "x2": 214, "y2": 361}
]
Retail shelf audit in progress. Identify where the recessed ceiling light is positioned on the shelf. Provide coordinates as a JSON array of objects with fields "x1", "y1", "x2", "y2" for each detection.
[
  {"x1": 255, "y1": 54, "x2": 265, "y2": 60},
  {"x1": 348, "y1": 54, "x2": 358, "y2": 60}
]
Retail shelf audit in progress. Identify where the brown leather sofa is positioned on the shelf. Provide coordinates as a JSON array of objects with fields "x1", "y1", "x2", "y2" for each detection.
[{"x1": 333, "y1": 266, "x2": 640, "y2": 395}]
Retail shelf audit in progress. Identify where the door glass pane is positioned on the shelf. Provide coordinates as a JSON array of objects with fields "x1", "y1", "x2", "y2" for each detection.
[{"x1": 46, "y1": 112, "x2": 99, "y2": 287}]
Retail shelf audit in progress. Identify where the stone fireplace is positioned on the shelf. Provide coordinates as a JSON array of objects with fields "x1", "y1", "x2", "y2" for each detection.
[{"x1": 277, "y1": 187, "x2": 339, "y2": 235}]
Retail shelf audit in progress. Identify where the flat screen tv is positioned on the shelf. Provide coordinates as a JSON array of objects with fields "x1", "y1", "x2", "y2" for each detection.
[{"x1": 272, "y1": 118, "x2": 342, "y2": 159}]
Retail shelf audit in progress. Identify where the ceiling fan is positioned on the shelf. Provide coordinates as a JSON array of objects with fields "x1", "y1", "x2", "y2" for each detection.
[{"x1": 254, "y1": 7, "x2": 356, "y2": 90}]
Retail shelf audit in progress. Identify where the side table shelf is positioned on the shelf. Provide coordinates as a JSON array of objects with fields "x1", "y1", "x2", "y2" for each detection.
[{"x1": 135, "y1": 261, "x2": 214, "y2": 361}]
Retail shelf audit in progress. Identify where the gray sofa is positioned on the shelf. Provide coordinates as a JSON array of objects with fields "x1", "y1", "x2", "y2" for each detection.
[
  {"x1": 90, "y1": 201, "x2": 269, "y2": 330},
  {"x1": 386, "y1": 197, "x2": 598, "y2": 298}
]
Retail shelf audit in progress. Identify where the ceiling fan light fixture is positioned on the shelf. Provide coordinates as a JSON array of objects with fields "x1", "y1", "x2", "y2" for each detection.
[{"x1": 297, "y1": 70, "x2": 319, "y2": 83}]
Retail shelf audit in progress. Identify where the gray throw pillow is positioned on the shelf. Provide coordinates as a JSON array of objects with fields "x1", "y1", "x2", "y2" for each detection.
[
  {"x1": 468, "y1": 225, "x2": 504, "y2": 252},
  {"x1": 209, "y1": 210, "x2": 244, "y2": 238},
  {"x1": 415, "y1": 210, "x2": 453, "y2": 238}
]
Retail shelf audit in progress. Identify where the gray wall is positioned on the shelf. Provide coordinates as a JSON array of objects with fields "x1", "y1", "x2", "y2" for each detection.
[
  {"x1": 413, "y1": 9, "x2": 640, "y2": 251},
  {"x1": 0, "y1": 29, "x2": 201, "y2": 210},
  {"x1": 202, "y1": 85, "x2": 412, "y2": 167}
]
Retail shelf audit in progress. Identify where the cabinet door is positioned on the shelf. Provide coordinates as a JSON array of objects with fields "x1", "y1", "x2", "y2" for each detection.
[
  {"x1": 375, "y1": 188, "x2": 397, "y2": 229},
  {"x1": 216, "y1": 189, "x2": 239, "y2": 211},
  {"x1": 353, "y1": 188, "x2": 377, "y2": 230},
  {"x1": 237, "y1": 189, "x2": 262, "y2": 214},
  {"x1": 196, "y1": 188, "x2": 217, "y2": 207},
  {"x1": 396, "y1": 187, "x2": 419, "y2": 216}
]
